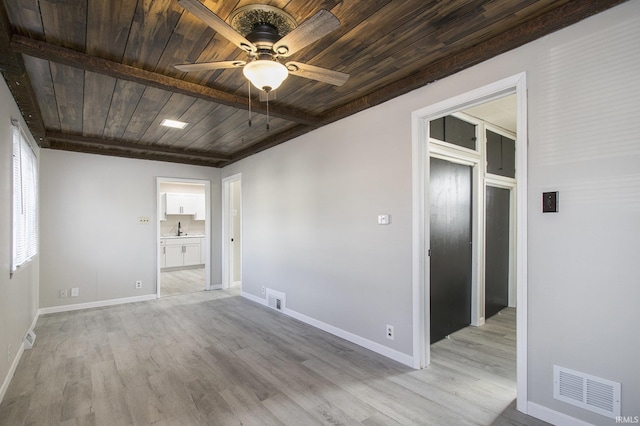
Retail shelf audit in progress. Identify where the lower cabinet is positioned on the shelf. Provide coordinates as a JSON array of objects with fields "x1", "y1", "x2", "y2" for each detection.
[
  {"x1": 160, "y1": 237, "x2": 203, "y2": 270},
  {"x1": 164, "y1": 245, "x2": 184, "y2": 268},
  {"x1": 183, "y1": 242, "x2": 201, "y2": 266}
]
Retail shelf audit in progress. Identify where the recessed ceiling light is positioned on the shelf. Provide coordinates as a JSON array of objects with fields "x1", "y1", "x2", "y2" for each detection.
[{"x1": 161, "y1": 119, "x2": 188, "y2": 129}]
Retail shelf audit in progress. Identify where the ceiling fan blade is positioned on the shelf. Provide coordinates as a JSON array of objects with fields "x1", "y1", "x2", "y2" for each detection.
[
  {"x1": 273, "y1": 9, "x2": 340, "y2": 57},
  {"x1": 286, "y1": 62, "x2": 349, "y2": 86},
  {"x1": 174, "y1": 60, "x2": 246, "y2": 72},
  {"x1": 178, "y1": 0, "x2": 256, "y2": 53}
]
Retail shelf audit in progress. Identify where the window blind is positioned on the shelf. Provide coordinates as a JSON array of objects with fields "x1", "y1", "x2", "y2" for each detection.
[{"x1": 12, "y1": 120, "x2": 38, "y2": 272}]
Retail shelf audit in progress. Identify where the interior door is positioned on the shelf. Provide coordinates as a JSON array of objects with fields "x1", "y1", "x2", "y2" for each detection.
[
  {"x1": 429, "y1": 157, "x2": 473, "y2": 343},
  {"x1": 485, "y1": 186, "x2": 510, "y2": 319}
]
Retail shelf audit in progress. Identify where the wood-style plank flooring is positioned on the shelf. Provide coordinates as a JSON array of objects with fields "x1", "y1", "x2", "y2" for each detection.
[
  {"x1": 160, "y1": 267, "x2": 205, "y2": 297},
  {"x1": 0, "y1": 290, "x2": 549, "y2": 425}
]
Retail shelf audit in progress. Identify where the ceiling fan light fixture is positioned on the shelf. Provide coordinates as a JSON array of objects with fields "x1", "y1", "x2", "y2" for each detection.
[{"x1": 243, "y1": 60, "x2": 288, "y2": 92}]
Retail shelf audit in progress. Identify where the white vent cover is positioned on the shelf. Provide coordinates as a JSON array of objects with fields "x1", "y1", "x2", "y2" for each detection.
[
  {"x1": 266, "y1": 289, "x2": 285, "y2": 312},
  {"x1": 553, "y1": 365, "x2": 621, "y2": 418},
  {"x1": 23, "y1": 330, "x2": 36, "y2": 349}
]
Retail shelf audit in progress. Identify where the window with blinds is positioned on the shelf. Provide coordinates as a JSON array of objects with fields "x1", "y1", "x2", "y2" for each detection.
[{"x1": 12, "y1": 120, "x2": 38, "y2": 272}]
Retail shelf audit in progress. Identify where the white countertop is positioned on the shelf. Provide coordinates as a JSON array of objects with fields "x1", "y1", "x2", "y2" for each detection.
[{"x1": 161, "y1": 234, "x2": 205, "y2": 238}]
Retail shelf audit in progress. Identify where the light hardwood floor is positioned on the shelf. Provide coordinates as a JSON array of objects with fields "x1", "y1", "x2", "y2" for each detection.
[
  {"x1": 160, "y1": 267, "x2": 205, "y2": 297},
  {"x1": 0, "y1": 290, "x2": 549, "y2": 425}
]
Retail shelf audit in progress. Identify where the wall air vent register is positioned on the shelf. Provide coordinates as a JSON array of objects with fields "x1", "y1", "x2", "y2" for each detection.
[{"x1": 553, "y1": 365, "x2": 621, "y2": 418}]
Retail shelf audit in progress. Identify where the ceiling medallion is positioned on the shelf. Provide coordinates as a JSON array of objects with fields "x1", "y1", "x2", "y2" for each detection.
[{"x1": 229, "y1": 4, "x2": 297, "y2": 37}]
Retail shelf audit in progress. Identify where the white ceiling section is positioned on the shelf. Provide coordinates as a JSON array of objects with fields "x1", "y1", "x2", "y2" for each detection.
[{"x1": 463, "y1": 94, "x2": 517, "y2": 133}]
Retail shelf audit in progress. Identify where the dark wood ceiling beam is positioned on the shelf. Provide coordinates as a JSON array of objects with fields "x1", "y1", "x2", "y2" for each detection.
[
  {"x1": 46, "y1": 131, "x2": 231, "y2": 162},
  {"x1": 321, "y1": 0, "x2": 628, "y2": 124},
  {"x1": 10, "y1": 34, "x2": 321, "y2": 126},
  {"x1": 48, "y1": 140, "x2": 222, "y2": 168},
  {"x1": 0, "y1": 2, "x2": 47, "y2": 145}
]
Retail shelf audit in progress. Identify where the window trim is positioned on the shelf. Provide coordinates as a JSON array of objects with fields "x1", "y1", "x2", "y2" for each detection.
[{"x1": 11, "y1": 118, "x2": 38, "y2": 274}]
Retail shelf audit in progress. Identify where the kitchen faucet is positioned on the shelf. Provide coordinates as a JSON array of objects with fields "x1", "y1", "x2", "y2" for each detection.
[{"x1": 177, "y1": 221, "x2": 182, "y2": 236}]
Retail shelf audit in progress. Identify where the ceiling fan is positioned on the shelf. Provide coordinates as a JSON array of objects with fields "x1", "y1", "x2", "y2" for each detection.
[{"x1": 174, "y1": 0, "x2": 349, "y2": 95}]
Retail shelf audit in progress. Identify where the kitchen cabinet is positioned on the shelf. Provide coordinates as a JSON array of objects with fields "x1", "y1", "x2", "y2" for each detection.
[
  {"x1": 193, "y1": 195, "x2": 205, "y2": 220},
  {"x1": 161, "y1": 193, "x2": 206, "y2": 219},
  {"x1": 160, "y1": 237, "x2": 203, "y2": 270},
  {"x1": 164, "y1": 245, "x2": 184, "y2": 268}
]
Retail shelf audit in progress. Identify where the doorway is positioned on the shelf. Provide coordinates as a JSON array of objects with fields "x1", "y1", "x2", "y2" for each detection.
[
  {"x1": 485, "y1": 184, "x2": 512, "y2": 319},
  {"x1": 222, "y1": 174, "x2": 242, "y2": 289},
  {"x1": 157, "y1": 178, "x2": 211, "y2": 297},
  {"x1": 411, "y1": 73, "x2": 528, "y2": 412}
]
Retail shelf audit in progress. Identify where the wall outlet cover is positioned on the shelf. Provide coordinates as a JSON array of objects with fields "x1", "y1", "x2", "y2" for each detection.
[
  {"x1": 386, "y1": 325, "x2": 394, "y2": 340},
  {"x1": 378, "y1": 214, "x2": 390, "y2": 225}
]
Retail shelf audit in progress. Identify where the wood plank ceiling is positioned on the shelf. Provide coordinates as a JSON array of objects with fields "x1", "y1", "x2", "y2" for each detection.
[{"x1": 0, "y1": 0, "x2": 626, "y2": 167}]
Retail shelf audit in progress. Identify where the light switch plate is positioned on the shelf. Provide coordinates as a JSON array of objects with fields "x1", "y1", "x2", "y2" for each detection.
[
  {"x1": 543, "y1": 192, "x2": 559, "y2": 213},
  {"x1": 378, "y1": 214, "x2": 390, "y2": 225}
]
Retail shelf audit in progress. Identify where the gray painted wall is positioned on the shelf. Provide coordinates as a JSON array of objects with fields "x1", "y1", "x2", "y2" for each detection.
[
  {"x1": 2, "y1": 2, "x2": 638, "y2": 422},
  {"x1": 224, "y1": 2, "x2": 640, "y2": 423},
  {"x1": 39, "y1": 150, "x2": 222, "y2": 308},
  {"x1": 0, "y1": 78, "x2": 39, "y2": 399}
]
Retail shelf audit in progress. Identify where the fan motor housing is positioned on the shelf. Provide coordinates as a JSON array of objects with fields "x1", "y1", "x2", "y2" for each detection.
[{"x1": 246, "y1": 22, "x2": 281, "y2": 50}]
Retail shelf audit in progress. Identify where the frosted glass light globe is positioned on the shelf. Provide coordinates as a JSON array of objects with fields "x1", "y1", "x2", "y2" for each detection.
[{"x1": 243, "y1": 60, "x2": 288, "y2": 92}]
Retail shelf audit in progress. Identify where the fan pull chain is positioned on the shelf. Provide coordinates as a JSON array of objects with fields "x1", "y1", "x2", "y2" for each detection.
[
  {"x1": 266, "y1": 94, "x2": 270, "y2": 131},
  {"x1": 247, "y1": 82, "x2": 252, "y2": 127}
]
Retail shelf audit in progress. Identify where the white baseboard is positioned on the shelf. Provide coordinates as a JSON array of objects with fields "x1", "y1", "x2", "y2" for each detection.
[
  {"x1": 241, "y1": 291, "x2": 265, "y2": 305},
  {"x1": 208, "y1": 284, "x2": 223, "y2": 290},
  {"x1": 0, "y1": 341, "x2": 25, "y2": 405},
  {"x1": 241, "y1": 291, "x2": 414, "y2": 368},
  {"x1": 528, "y1": 401, "x2": 595, "y2": 426},
  {"x1": 1, "y1": 309, "x2": 41, "y2": 404},
  {"x1": 38, "y1": 294, "x2": 157, "y2": 315},
  {"x1": 29, "y1": 310, "x2": 39, "y2": 332}
]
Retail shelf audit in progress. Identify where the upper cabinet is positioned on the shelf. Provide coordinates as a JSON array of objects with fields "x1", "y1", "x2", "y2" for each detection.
[
  {"x1": 192, "y1": 195, "x2": 205, "y2": 220},
  {"x1": 430, "y1": 115, "x2": 477, "y2": 150},
  {"x1": 486, "y1": 129, "x2": 515, "y2": 178},
  {"x1": 161, "y1": 193, "x2": 206, "y2": 220}
]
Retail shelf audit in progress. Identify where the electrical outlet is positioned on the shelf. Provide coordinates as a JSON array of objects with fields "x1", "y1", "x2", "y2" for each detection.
[
  {"x1": 378, "y1": 214, "x2": 390, "y2": 225},
  {"x1": 59, "y1": 289, "x2": 67, "y2": 298},
  {"x1": 135, "y1": 280, "x2": 142, "y2": 289},
  {"x1": 386, "y1": 324, "x2": 394, "y2": 340},
  {"x1": 71, "y1": 287, "x2": 79, "y2": 297},
  {"x1": 137, "y1": 216, "x2": 150, "y2": 224},
  {"x1": 261, "y1": 286, "x2": 265, "y2": 295}
]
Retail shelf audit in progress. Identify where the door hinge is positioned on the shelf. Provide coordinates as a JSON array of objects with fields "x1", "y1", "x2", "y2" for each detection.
[{"x1": 428, "y1": 249, "x2": 431, "y2": 257}]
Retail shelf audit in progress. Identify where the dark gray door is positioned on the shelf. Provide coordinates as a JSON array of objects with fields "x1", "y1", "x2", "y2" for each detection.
[
  {"x1": 429, "y1": 157, "x2": 472, "y2": 343},
  {"x1": 485, "y1": 186, "x2": 510, "y2": 319}
]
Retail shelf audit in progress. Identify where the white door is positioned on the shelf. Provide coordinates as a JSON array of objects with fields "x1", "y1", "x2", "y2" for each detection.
[{"x1": 223, "y1": 174, "x2": 242, "y2": 289}]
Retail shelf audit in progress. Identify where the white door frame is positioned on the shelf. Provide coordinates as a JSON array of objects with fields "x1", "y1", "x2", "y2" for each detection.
[
  {"x1": 411, "y1": 73, "x2": 528, "y2": 412},
  {"x1": 156, "y1": 177, "x2": 212, "y2": 297},
  {"x1": 222, "y1": 173, "x2": 242, "y2": 289}
]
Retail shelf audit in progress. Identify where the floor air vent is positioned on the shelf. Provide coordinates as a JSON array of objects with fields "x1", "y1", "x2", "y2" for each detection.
[
  {"x1": 266, "y1": 289, "x2": 285, "y2": 312},
  {"x1": 553, "y1": 365, "x2": 620, "y2": 418}
]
